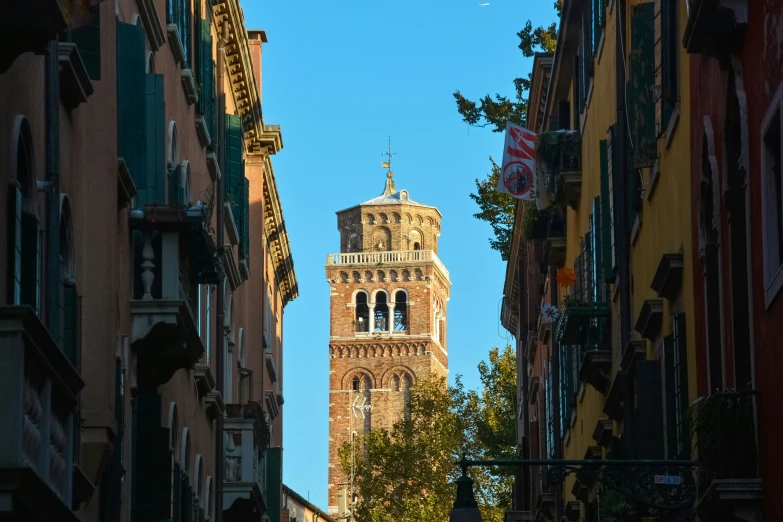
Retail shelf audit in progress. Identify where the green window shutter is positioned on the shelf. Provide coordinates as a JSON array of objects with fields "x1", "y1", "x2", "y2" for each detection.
[
  {"x1": 116, "y1": 21, "x2": 147, "y2": 193},
  {"x1": 173, "y1": 463, "x2": 182, "y2": 522},
  {"x1": 132, "y1": 394, "x2": 174, "y2": 522},
  {"x1": 62, "y1": 283, "x2": 80, "y2": 367},
  {"x1": 7, "y1": 185, "x2": 23, "y2": 304},
  {"x1": 672, "y1": 313, "x2": 689, "y2": 458},
  {"x1": 265, "y1": 447, "x2": 283, "y2": 522},
  {"x1": 663, "y1": 334, "x2": 679, "y2": 459},
  {"x1": 168, "y1": 165, "x2": 185, "y2": 205},
  {"x1": 630, "y1": 2, "x2": 657, "y2": 168},
  {"x1": 65, "y1": 6, "x2": 102, "y2": 80},
  {"x1": 574, "y1": 254, "x2": 583, "y2": 301},
  {"x1": 197, "y1": 19, "x2": 217, "y2": 150},
  {"x1": 593, "y1": 0, "x2": 605, "y2": 53},
  {"x1": 591, "y1": 196, "x2": 602, "y2": 301},
  {"x1": 661, "y1": 0, "x2": 677, "y2": 125},
  {"x1": 601, "y1": 130, "x2": 617, "y2": 281},
  {"x1": 101, "y1": 357, "x2": 124, "y2": 522},
  {"x1": 21, "y1": 213, "x2": 41, "y2": 314},
  {"x1": 635, "y1": 361, "x2": 665, "y2": 459},
  {"x1": 225, "y1": 114, "x2": 243, "y2": 205},
  {"x1": 145, "y1": 74, "x2": 167, "y2": 205}
]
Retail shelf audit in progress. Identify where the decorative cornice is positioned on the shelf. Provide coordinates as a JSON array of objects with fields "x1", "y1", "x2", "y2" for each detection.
[
  {"x1": 212, "y1": 0, "x2": 264, "y2": 146},
  {"x1": 261, "y1": 152, "x2": 298, "y2": 306}
]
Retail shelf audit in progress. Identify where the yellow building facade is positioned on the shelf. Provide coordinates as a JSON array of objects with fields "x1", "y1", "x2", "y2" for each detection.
[{"x1": 504, "y1": 0, "x2": 697, "y2": 519}]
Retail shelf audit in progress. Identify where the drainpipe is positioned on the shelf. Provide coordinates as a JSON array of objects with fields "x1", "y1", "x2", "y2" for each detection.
[
  {"x1": 45, "y1": 39, "x2": 61, "y2": 338},
  {"x1": 614, "y1": 0, "x2": 634, "y2": 457},
  {"x1": 215, "y1": 19, "x2": 228, "y2": 522},
  {"x1": 549, "y1": 265, "x2": 563, "y2": 520}
]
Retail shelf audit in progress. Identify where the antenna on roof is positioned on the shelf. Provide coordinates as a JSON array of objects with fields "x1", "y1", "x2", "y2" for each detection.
[{"x1": 381, "y1": 136, "x2": 395, "y2": 173}]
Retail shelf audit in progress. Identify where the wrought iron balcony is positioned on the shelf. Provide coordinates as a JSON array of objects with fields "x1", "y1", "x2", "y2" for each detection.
[
  {"x1": 693, "y1": 391, "x2": 762, "y2": 520},
  {"x1": 543, "y1": 212, "x2": 566, "y2": 267},
  {"x1": 326, "y1": 249, "x2": 449, "y2": 281},
  {"x1": 555, "y1": 297, "x2": 610, "y2": 345},
  {"x1": 129, "y1": 205, "x2": 220, "y2": 392},
  {"x1": 0, "y1": 306, "x2": 84, "y2": 522},
  {"x1": 223, "y1": 402, "x2": 271, "y2": 521},
  {"x1": 539, "y1": 131, "x2": 582, "y2": 209}
]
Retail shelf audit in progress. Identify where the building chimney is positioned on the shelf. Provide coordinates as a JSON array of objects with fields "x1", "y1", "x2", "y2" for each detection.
[{"x1": 247, "y1": 30, "x2": 267, "y2": 106}]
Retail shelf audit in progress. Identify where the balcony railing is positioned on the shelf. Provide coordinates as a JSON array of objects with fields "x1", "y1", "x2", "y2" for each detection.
[
  {"x1": 326, "y1": 249, "x2": 449, "y2": 280},
  {"x1": 0, "y1": 306, "x2": 83, "y2": 522},
  {"x1": 223, "y1": 402, "x2": 271, "y2": 516}
]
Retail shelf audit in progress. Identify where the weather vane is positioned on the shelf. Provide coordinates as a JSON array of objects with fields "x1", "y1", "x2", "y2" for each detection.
[{"x1": 381, "y1": 137, "x2": 395, "y2": 173}]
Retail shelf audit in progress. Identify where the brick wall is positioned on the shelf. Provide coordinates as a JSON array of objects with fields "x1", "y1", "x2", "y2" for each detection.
[{"x1": 336, "y1": 203, "x2": 442, "y2": 254}]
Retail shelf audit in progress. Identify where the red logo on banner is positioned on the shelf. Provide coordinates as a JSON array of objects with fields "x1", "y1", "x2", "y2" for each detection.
[{"x1": 501, "y1": 161, "x2": 534, "y2": 197}]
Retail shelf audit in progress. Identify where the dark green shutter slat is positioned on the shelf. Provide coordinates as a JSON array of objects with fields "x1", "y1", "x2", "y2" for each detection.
[
  {"x1": 101, "y1": 357, "x2": 124, "y2": 521},
  {"x1": 265, "y1": 447, "x2": 283, "y2": 522},
  {"x1": 674, "y1": 313, "x2": 689, "y2": 458},
  {"x1": 661, "y1": 0, "x2": 677, "y2": 125},
  {"x1": 117, "y1": 22, "x2": 147, "y2": 197},
  {"x1": 145, "y1": 74, "x2": 167, "y2": 205},
  {"x1": 225, "y1": 114, "x2": 243, "y2": 211},
  {"x1": 630, "y1": 2, "x2": 657, "y2": 169},
  {"x1": 635, "y1": 360, "x2": 665, "y2": 459},
  {"x1": 591, "y1": 196, "x2": 601, "y2": 300},
  {"x1": 663, "y1": 334, "x2": 679, "y2": 459},
  {"x1": 7, "y1": 185, "x2": 23, "y2": 304},
  {"x1": 66, "y1": 6, "x2": 102, "y2": 80},
  {"x1": 132, "y1": 394, "x2": 174, "y2": 522}
]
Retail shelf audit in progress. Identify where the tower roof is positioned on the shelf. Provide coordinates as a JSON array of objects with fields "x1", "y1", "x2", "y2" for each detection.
[{"x1": 337, "y1": 171, "x2": 440, "y2": 215}]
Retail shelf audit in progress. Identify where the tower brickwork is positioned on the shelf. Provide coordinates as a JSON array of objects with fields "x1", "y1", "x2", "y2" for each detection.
[{"x1": 325, "y1": 172, "x2": 451, "y2": 514}]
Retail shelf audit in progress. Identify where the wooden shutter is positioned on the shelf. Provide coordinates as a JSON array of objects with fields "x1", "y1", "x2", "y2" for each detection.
[
  {"x1": 117, "y1": 22, "x2": 147, "y2": 189},
  {"x1": 168, "y1": 165, "x2": 185, "y2": 205},
  {"x1": 630, "y1": 2, "x2": 656, "y2": 169},
  {"x1": 265, "y1": 447, "x2": 283, "y2": 522},
  {"x1": 20, "y1": 212, "x2": 40, "y2": 314},
  {"x1": 145, "y1": 74, "x2": 167, "y2": 205},
  {"x1": 66, "y1": 6, "x2": 102, "y2": 80},
  {"x1": 197, "y1": 19, "x2": 216, "y2": 146},
  {"x1": 605, "y1": 129, "x2": 617, "y2": 279},
  {"x1": 654, "y1": 0, "x2": 664, "y2": 136},
  {"x1": 225, "y1": 114, "x2": 244, "y2": 206},
  {"x1": 7, "y1": 184, "x2": 23, "y2": 304},
  {"x1": 661, "y1": 0, "x2": 676, "y2": 125},
  {"x1": 132, "y1": 394, "x2": 174, "y2": 522},
  {"x1": 592, "y1": 0, "x2": 604, "y2": 54},
  {"x1": 591, "y1": 196, "x2": 602, "y2": 301},
  {"x1": 635, "y1": 361, "x2": 665, "y2": 459}
]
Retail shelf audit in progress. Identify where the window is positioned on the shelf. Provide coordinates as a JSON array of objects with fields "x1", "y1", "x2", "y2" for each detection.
[
  {"x1": 374, "y1": 292, "x2": 389, "y2": 332},
  {"x1": 60, "y1": 5, "x2": 101, "y2": 80},
  {"x1": 394, "y1": 291, "x2": 407, "y2": 331},
  {"x1": 390, "y1": 270, "x2": 399, "y2": 282},
  {"x1": 355, "y1": 292, "x2": 369, "y2": 333},
  {"x1": 352, "y1": 376, "x2": 360, "y2": 391},
  {"x1": 402, "y1": 270, "x2": 411, "y2": 282},
  {"x1": 8, "y1": 117, "x2": 41, "y2": 313},
  {"x1": 167, "y1": 0, "x2": 193, "y2": 67},
  {"x1": 592, "y1": 0, "x2": 605, "y2": 53},
  {"x1": 762, "y1": 85, "x2": 783, "y2": 305},
  {"x1": 348, "y1": 233, "x2": 359, "y2": 252},
  {"x1": 59, "y1": 197, "x2": 80, "y2": 368},
  {"x1": 205, "y1": 285, "x2": 212, "y2": 364},
  {"x1": 664, "y1": 313, "x2": 689, "y2": 459}
]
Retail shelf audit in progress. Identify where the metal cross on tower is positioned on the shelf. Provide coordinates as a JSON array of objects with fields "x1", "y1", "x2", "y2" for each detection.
[{"x1": 381, "y1": 137, "x2": 395, "y2": 172}]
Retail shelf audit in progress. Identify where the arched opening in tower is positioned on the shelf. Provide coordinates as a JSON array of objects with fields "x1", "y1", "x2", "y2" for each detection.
[
  {"x1": 374, "y1": 292, "x2": 389, "y2": 332},
  {"x1": 394, "y1": 291, "x2": 407, "y2": 331},
  {"x1": 355, "y1": 292, "x2": 369, "y2": 332}
]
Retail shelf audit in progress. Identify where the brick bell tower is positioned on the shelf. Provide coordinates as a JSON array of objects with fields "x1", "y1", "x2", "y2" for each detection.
[{"x1": 324, "y1": 163, "x2": 451, "y2": 516}]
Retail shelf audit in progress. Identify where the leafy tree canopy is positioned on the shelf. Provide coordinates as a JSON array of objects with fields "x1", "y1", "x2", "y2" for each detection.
[
  {"x1": 456, "y1": 0, "x2": 562, "y2": 259},
  {"x1": 339, "y1": 346, "x2": 517, "y2": 522}
]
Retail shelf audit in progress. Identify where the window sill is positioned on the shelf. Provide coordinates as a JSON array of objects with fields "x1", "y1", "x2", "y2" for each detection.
[
  {"x1": 647, "y1": 158, "x2": 660, "y2": 202},
  {"x1": 195, "y1": 116, "x2": 211, "y2": 149},
  {"x1": 181, "y1": 68, "x2": 198, "y2": 105},
  {"x1": 765, "y1": 264, "x2": 783, "y2": 310},
  {"x1": 167, "y1": 24, "x2": 185, "y2": 64}
]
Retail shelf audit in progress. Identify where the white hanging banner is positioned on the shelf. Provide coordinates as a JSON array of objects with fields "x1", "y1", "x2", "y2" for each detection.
[{"x1": 496, "y1": 122, "x2": 537, "y2": 200}]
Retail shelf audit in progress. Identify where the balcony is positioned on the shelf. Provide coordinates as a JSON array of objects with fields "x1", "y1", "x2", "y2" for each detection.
[
  {"x1": 539, "y1": 130, "x2": 582, "y2": 209},
  {"x1": 684, "y1": 0, "x2": 747, "y2": 66},
  {"x1": 693, "y1": 391, "x2": 762, "y2": 520},
  {"x1": 223, "y1": 402, "x2": 271, "y2": 522},
  {"x1": 129, "y1": 205, "x2": 221, "y2": 392},
  {"x1": 325, "y1": 249, "x2": 449, "y2": 281},
  {"x1": 0, "y1": 306, "x2": 84, "y2": 522},
  {"x1": 543, "y1": 212, "x2": 566, "y2": 267},
  {"x1": 555, "y1": 297, "x2": 610, "y2": 345}
]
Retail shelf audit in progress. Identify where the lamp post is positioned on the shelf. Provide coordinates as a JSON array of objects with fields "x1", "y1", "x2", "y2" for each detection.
[{"x1": 449, "y1": 468, "x2": 482, "y2": 522}]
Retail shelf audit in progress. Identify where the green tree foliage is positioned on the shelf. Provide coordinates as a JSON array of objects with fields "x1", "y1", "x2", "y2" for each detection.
[
  {"x1": 470, "y1": 158, "x2": 517, "y2": 260},
  {"x1": 339, "y1": 347, "x2": 517, "y2": 522},
  {"x1": 456, "y1": 0, "x2": 562, "y2": 259}
]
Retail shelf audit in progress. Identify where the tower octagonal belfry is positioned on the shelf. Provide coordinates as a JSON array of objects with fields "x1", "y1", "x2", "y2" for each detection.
[{"x1": 325, "y1": 169, "x2": 451, "y2": 515}]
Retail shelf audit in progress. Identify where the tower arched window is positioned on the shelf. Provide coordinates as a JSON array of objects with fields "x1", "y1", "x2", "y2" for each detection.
[
  {"x1": 402, "y1": 270, "x2": 411, "y2": 282},
  {"x1": 374, "y1": 292, "x2": 389, "y2": 332},
  {"x1": 352, "y1": 376, "x2": 360, "y2": 391},
  {"x1": 390, "y1": 270, "x2": 398, "y2": 282},
  {"x1": 59, "y1": 196, "x2": 79, "y2": 366},
  {"x1": 377, "y1": 270, "x2": 386, "y2": 282},
  {"x1": 394, "y1": 291, "x2": 407, "y2": 331},
  {"x1": 393, "y1": 374, "x2": 401, "y2": 391},
  {"x1": 355, "y1": 291, "x2": 369, "y2": 333}
]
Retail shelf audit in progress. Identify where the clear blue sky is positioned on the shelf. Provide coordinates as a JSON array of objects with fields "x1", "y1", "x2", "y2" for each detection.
[{"x1": 241, "y1": 0, "x2": 556, "y2": 509}]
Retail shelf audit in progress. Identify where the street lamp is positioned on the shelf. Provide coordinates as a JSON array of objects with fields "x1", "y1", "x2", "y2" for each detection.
[{"x1": 449, "y1": 468, "x2": 482, "y2": 522}]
